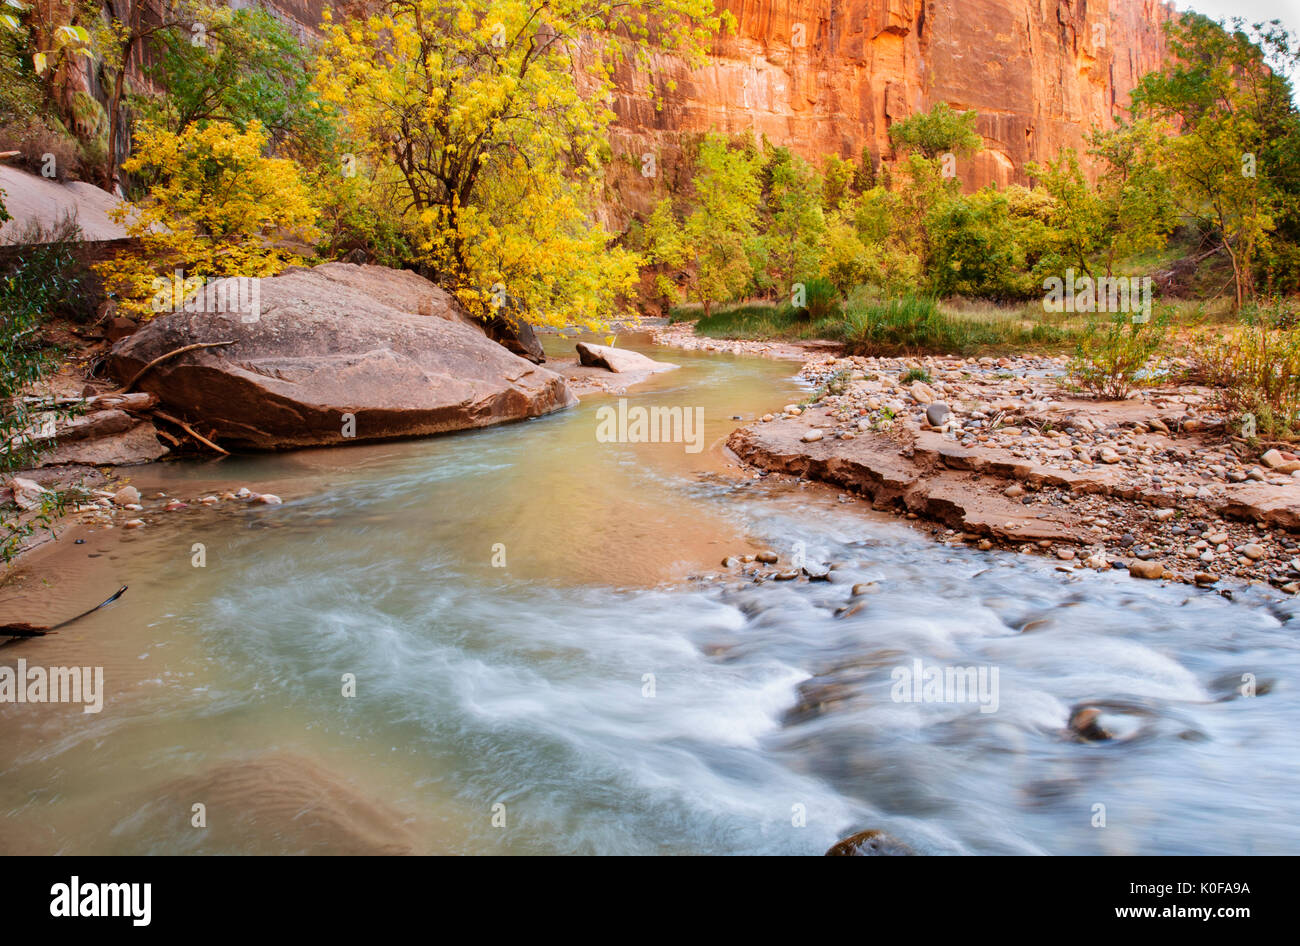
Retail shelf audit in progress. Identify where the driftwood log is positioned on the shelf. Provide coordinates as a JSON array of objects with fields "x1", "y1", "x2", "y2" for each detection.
[{"x1": 0, "y1": 586, "x2": 128, "y2": 639}]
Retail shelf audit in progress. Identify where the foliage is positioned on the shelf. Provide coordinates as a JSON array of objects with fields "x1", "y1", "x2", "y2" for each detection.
[
  {"x1": 645, "y1": 133, "x2": 762, "y2": 316},
  {"x1": 313, "y1": 0, "x2": 727, "y2": 329},
  {"x1": 887, "y1": 102, "x2": 981, "y2": 160},
  {"x1": 0, "y1": 229, "x2": 91, "y2": 561},
  {"x1": 1133, "y1": 13, "x2": 1300, "y2": 306},
  {"x1": 135, "y1": 3, "x2": 334, "y2": 162},
  {"x1": 759, "y1": 146, "x2": 825, "y2": 295},
  {"x1": 1195, "y1": 306, "x2": 1300, "y2": 439},
  {"x1": 95, "y1": 120, "x2": 319, "y2": 317},
  {"x1": 1068, "y1": 311, "x2": 1168, "y2": 399}
]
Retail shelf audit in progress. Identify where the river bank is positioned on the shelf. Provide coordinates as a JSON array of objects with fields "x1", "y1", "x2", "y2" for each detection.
[{"x1": 647, "y1": 323, "x2": 1300, "y2": 596}]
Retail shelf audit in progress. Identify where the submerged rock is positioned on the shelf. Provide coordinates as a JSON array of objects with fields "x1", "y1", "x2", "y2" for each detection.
[{"x1": 825, "y1": 829, "x2": 913, "y2": 856}]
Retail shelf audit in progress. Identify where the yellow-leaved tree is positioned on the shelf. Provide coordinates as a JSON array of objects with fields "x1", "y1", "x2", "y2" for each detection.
[
  {"x1": 312, "y1": 0, "x2": 730, "y2": 330},
  {"x1": 96, "y1": 120, "x2": 319, "y2": 317}
]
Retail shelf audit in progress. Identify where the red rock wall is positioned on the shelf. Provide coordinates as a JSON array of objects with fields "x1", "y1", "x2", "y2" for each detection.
[{"x1": 608, "y1": 0, "x2": 1173, "y2": 203}]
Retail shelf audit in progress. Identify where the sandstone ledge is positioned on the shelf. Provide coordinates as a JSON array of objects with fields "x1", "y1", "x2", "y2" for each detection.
[{"x1": 728, "y1": 407, "x2": 1300, "y2": 589}]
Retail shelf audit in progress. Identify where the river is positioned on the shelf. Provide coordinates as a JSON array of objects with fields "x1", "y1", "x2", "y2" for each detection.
[{"x1": 2, "y1": 334, "x2": 1297, "y2": 855}]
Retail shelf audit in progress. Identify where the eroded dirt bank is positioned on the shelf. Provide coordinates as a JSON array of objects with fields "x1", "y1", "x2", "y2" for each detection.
[{"x1": 725, "y1": 352, "x2": 1300, "y2": 593}]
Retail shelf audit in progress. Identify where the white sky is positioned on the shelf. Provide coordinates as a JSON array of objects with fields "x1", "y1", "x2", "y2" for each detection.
[
  {"x1": 1177, "y1": 0, "x2": 1300, "y2": 88},
  {"x1": 1178, "y1": 0, "x2": 1299, "y2": 35}
]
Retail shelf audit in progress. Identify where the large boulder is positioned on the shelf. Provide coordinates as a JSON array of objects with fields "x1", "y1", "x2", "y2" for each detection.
[
  {"x1": 575, "y1": 341, "x2": 676, "y2": 374},
  {"x1": 108, "y1": 263, "x2": 576, "y2": 450}
]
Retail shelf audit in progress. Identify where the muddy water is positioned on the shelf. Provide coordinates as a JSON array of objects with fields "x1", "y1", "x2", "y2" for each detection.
[{"x1": 2, "y1": 335, "x2": 1298, "y2": 855}]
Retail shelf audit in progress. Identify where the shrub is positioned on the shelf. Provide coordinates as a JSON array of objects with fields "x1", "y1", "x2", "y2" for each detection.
[
  {"x1": 796, "y1": 275, "x2": 840, "y2": 321},
  {"x1": 1195, "y1": 319, "x2": 1300, "y2": 440},
  {"x1": 1068, "y1": 312, "x2": 1167, "y2": 399}
]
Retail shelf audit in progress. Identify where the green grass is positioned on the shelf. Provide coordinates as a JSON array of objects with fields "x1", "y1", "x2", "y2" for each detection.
[
  {"x1": 673, "y1": 290, "x2": 1231, "y2": 357},
  {"x1": 672, "y1": 302, "x2": 847, "y2": 341}
]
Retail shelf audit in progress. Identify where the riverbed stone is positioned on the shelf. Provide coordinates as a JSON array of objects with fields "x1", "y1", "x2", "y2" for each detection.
[{"x1": 1129, "y1": 560, "x2": 1166, "y2": 580}]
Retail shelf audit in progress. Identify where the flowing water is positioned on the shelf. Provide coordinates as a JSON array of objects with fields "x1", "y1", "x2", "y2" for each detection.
[{"x1": 2, "y1": 335, "x2": 1298, "y2": 855}]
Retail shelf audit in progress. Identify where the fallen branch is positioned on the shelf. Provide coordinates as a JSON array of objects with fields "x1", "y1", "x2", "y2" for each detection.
[
  {"x1": 150, "y1": 409, "x2": 229, "y2": 455},
  {"x1": 121, "y1": 341, "x2": 234, "y2": 393},
  {"x1": 1, "y1": 586, "x2": 128, "y2": 639}
]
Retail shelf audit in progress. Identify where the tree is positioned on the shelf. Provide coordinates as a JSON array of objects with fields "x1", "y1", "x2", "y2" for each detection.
[
  {"x1": 888, "y1": 102, "x2": 982, "y2": 161},
  {"x1": 134, "y1": 3, "x2": 334, "y2": 162},
  {"x1": 645, "y1": 134, "x2": 762, "y2": 316},
  {"x1": 759, "y1": 146, "x2": 825, "y2": 296},
  {"x1": 1132, "y1": 14, "x2": 1300, "y2": 308},
  {"x1": 91, "y1": 0, "x2": 188, "y2": 191},
  {"x1": 312, "y1": 0, "x2": 729, "y2": 329},
  {"x1": 1025, "y1": 148, "x2": 1106, "y2": 277},
  {"x1": 95, "y1": 120, "x2": 319, "y2": 317},
  {"x1": 1086, "y1": 119, "x2": 1177, "y2": 276}
]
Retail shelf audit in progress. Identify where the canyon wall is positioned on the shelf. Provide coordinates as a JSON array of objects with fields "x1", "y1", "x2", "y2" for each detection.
[
  {"x1": 608, "y1": 0, "x2": 1174, "y2": 208},
  {"x1": 83, "y1": 0, "x2": 1173, "y2": 207}
]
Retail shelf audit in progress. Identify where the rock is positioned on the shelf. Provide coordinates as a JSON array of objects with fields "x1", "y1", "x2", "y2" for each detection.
[
  {"x1": 800, "y1": 429, "x2": 824, "y2": 443},
  {"x1": 909, "y1": 381, "x2": 936, "y2": 404},
  {"x1": 4, "y1": 476, "x2": 48, "y2": 511},
  {"x1": 1068, "y1": 706, "x2": 1112, "y2": 741},
  {"x1": 37, "y1": 417, "x2": 167, "y2": 466},
  {"x1": 235, "y1": 487, "x2": 253, "y2": 499},
  {"x1": 1261, "y1": 449, "x2": 1285, "y2": 469},
  {"x1": 1002, "y1": 483, "x2": 1025, "y2": 498},
  {"x1": 1055, "y1": 547, "x2": 1075, "y2": 561},
  {"x1": 783, "y1": 404, "x2": 802, "y2": 415},
  {"x1": 481, "y1": 310, "x2": 545, "y2": 363},
  {"x1": 1129, "y1": 560, "x2": 1166, "y2": 580},
  {"x1": 1099, "y1": 447, "x2": 1121, "y2": 464},
  {"x1": 255, "y1": 494, "x2": 282, "y2": 505},
  {"x1": 761, "y1": 413, "x2": 774, "y2": 423},
  {"x1": 825, "y1": 829, "x2": 912, "y2": 856},
  {"x1": 721, "y1": 556, "x2": 740, "y2": 568},
  {"x1": 1194, "y1": 572, "x2": 1219, "y2": 586},
  {"x1": 164, "y1": 500, "x2": 187, "y2": 511},
  {"x1": 802, "y1": 561, "x2": 831, "y2": 580},
  {"x1": 925, "y1": 402, "x2": 950, "y2": 426},
  {"x1": 1152, "y1": 508, "x2": 1176, "y2": 522},
  {"x1": 123, "y1": 519, "x2": 145, "y2": 529},
  {"x1": 755, "y1": 551, "x2": 779, "y2": 564},
  {"x1": 850, "y1": 583, "x2": 878, "y2": 596},
  {"x1": 1242, "y1": 544, "x2": 1266, "y2": 561},
  {"x1": 575, "y1": 341, "x2": 676, "y2": 375},
  {"x1": 113, "y1": 485, "x2": 141, "y2": 506},
  {"x1": 108, "y1": 263, "x2": 576, "y2": 449},
  {"x1": 773, "y1": 570, "x2": 800, "y2": 581}
]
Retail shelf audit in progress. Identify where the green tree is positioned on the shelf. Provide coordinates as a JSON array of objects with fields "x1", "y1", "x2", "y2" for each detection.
[
  {"x1": 645, "y1": 134, "x2": 762, "y2": 316},
  {"x1": 135, "y1": 3, "x2": 334, "y2": 161},
  {"x1": 1133, "y1": 14, "x2": 1300, "y2": 307},
  {"x1": 760, "y1": 146, "x2": 825, "y2": 297},
  {"x1": 888, "y1": 102, "x2": 982, "y2": 160}
]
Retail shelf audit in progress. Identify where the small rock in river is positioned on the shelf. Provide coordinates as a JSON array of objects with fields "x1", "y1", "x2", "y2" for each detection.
[{"x1": 1129, "y1": 560, "x2": 1166, "y2": 580}]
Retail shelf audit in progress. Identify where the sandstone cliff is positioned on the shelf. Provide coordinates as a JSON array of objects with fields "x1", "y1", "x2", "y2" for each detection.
[{"x1": 608, "y1": 0, "x2": 1173, "y2": 209}]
